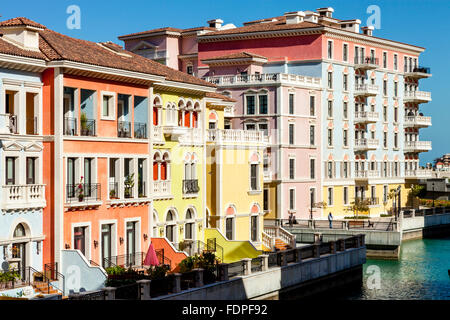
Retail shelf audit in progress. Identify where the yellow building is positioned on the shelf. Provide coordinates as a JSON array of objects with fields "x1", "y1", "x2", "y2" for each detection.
[{"x1": 204, "y1": 93, "x2": 267, "y2": 262}]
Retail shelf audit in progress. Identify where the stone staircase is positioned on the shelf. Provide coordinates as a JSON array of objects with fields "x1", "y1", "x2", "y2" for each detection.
[
  {"x1": 263, "y1": 225, "x2": 296, "y2": 251},
  {"x1": 274, "y1": 238, "x2": 291, "y2": 251},
  {"x1": 32, "y1": 281, "x2": 61, "y2": 296}
]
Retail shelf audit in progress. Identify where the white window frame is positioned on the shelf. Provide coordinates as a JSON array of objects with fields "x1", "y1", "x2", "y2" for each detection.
[{"x1": 100, "y1": 91, "x2": 116, "y2": 120}]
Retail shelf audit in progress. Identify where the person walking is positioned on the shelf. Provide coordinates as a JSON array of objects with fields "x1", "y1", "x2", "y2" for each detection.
[{"x1": 328, "y1": 212, "x2": 333, "y2": 229}]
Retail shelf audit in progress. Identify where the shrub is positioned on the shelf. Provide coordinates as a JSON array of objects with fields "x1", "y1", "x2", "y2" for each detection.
[{"x1": 147, "y1": 265, "x2": 169, "y2": 280}]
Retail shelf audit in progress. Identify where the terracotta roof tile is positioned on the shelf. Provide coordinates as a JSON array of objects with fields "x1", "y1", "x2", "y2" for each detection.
[
  {"x1": 0, "y1": 37, "x2": 47, "y2": 60},
  {"x1": 202, "y1": 51, "x2": 267, "y2": 61},
  {"x1": 0, "y1": 17, "x2": 46, "y2": 29},
  {"x1": 205, "y1": 92, "x2": 236, "y2": 102},
  {"x1": 118, "y1": 27, "x2": 183, "y2": 39}
]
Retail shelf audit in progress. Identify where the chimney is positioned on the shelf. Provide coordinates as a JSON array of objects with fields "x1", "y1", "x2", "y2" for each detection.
[
  {"x1": 304, "y1": 11, "x2": 319, "y2": 23},
  {"x1": 207, "y1": 19, "x2": 224, "y2": 29},
  {"x1": 361, "y1": 26, "x2": 374, "y2": 36},
  {"x1": 340, "y1": 19, "x2": 361, "y2": 33},
  {"x1": 317, "y1": 7, "x2": 334, "y2": 18},
  {"x1": 284, "y1": 11, "x2": 305, "y2": 25}
]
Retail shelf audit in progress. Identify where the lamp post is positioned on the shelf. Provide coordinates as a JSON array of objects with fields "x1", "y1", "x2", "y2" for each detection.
[{"x1": 432, "y1": 182, "x2": 435, "y2": 207}]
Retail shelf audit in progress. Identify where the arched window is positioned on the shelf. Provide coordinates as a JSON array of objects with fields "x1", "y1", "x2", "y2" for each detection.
[
  {"x1": 13, "y1": 224, "x2": 26, "y2": 238},
  {"x1": 153, "y1": 96, "x2": 162, "y2": 126},
  {"x1": 153, "y1": 153, "x2": 161, "y2": 181},
  {"x1": 184, "y1": 208, "x2": 195, "y2": 240},
  {"x1": 165, "y1": 210, "x2": 176, "y2": 243}
]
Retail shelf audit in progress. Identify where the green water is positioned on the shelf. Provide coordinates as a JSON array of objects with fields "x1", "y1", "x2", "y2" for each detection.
[{"x1": 348, "y1": 237, "x2": 450, "y2": 300}]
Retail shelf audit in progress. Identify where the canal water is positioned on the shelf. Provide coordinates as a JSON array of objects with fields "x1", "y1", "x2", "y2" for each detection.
[{"x1": 345, "y1": 237, "x2": 450, "y2": 300}]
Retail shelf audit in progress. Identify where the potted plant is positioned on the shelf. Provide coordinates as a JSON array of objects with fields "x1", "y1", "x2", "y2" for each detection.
[
  {"x1": 77, "y1": 176, "x2": 84, "y2": 202},
  {"x1": 109, "y1": 189, "x2": 117, "y2": 199},
  {"x1": 80, "y1": 111, "x2": 89, "y2": 135},
  {"x1": 124, "y1": 173, "x2": 135, "y2": 198}
]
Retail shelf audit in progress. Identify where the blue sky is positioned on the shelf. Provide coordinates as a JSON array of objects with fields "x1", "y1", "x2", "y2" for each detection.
[{"x1": 1, "y1": 0, "x2": 448, "y2": 164}]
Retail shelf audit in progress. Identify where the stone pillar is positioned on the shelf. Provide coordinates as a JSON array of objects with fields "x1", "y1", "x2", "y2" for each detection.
[
  {"x1": 295, "y1": 248, "x2": 302, "y2": 263},
  {"x1": 314, "y1": 244, "x2": 321, "y2": 258},
  {"x1": 242, "y1": 258, "x2": 252, "y2": 276},
  {"x1": 340, "y1": 239, "x2": 346, "y2": 251},
  {"x1": 309, "y1": 219, "x2": 314, "y2": 229},
  {"x1": 172, "y1": 273, "x2": 182, "y2": 293},
  {"x1": 259, "y1": 255, "x2": 269, "y2": 271},
  {"x1": 280, "y1": 251, "x2": 287, "y2": 266},
  {"x1": 411, "y1": 209, "x2": 416, "y2": 218},
  {"x1": 344, "y1": 221, "x2": 349, "y2": 230},
  {"x1": 193, "y1": 268, "x2": 204, "y2": 287},
  {"x1": 330, "y1": 241, "x2": 337, "y2": 254},
  {"x1": 218, "y1": 263, "x2": 229, "y2": 281},
  {"x1": 314, "y1": 232, "x2": 322, "y2": 244},
  {"x1": 102, "y1": 287, "x2": 116, "y2": 300},
  {"x1": 136, "y1": 279, "x2": 151, "y2": 300}
]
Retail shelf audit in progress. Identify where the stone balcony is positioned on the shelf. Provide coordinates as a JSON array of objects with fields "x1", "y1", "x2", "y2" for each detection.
[
  {"x1": 153, "y1": 181, "x2": 172, "y2": 200},
  {"x1": 354, "y1": 111, "x2": 379, "y2": 123},
  {"x1": 354, "y1": 56, "x2": 379, "y2": 70},
  {"x1": 202, "y1": 73, "x2": 321, "y2": 88},
  {"x1": 354, "y1": 84, "x2": 379, "y2": 97},
  {"x1": 2, "y1": 185, "x2": 46, "y2": 210},
  {"x1": 403, "y1": 91, "x2": 432, "y2": 104},
  {"x1": 153, "y1": 126, "x2": 164, "y2": 144},
  {"x1": 354, "y1": 138, "x2": 379, "y2": 151},
  {"x1": 354, "y1": 170, "x2": 379, "y2": 180},
  {"x1": 404, "y1": 116, "x2": 432, "y2": 128},
  {"x1": 405, "y1": 169, "x2": 433, "y2": 179},
  {"x1": 206, "y1": 129, "x2": 268, "y2": 145},
  {"x1": 404, "y1": 141, "x2": 432, "y2": 153},
  {"x1": 404, "y1": 66, "x2": 432, "y2": 79}
]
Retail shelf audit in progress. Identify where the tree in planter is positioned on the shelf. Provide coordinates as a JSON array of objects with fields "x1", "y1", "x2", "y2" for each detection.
[
  {"x1": 80, "y1": 111, "x2": 88, "y2": 135},
  {"x1": 124, "y1": 173, "x2": 135, "y2": 198},
  {"x1": 409, "y1": 184, "x2": 426, "y2": 209},
  {"x1": 345, "y1": 198, "x2": 370, "y2": 218}
]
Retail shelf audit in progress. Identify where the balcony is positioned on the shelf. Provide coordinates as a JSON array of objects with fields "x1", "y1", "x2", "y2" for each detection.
[
  {"x1": 178, "y1": 128, "x2": 203, "y2": 145},
  {"x1": 404, "y1": 66, "x2": 432, "y2": 79},
  {"x1": 354, "y1": 56, "x2": 379, "y2": 70},
  {"x1": 153, "y1": 180, "x2": 172, "y2": 199},
  {"x1": 206, "y1": 129, "x2": 267, "y2": 144},
  {"x1": 404, "y1": 141, "x2": 432, "y2": 153},
  {"x1": 405, "y1": 169, "x2": 433, "y2": 179},
  {"x1": 0, "y1": 114, "x2": 17, "y2": 134},
  {"x1": 354, "y1": 138, "x2": 378, "y2": 151},
  {"x1": 80, "y1": 119, "x2": 96, "y2": 136},
  {"x1": 202, "y1": 73, "x2": 321, "y2": 88},
  {"x1": 134, "y1": 122, "x2": 147, "y2": 139},
  {"x1": 354, "y1": 111, "x2": 379, "y2": 123},
  {"x1": 1, "y1": 185, "x2": 46, "y2": 210},
  {"x1": 354, "y1": 197, "x2": 379, "y2": 206},
  {"x1": 118, "y1": 121, "x2": 132, "y2": 138},
  {"x1": 183, "y1": 179, "x2": 200, "y2": 196},
  {"x1": 153, "y1": 126, "x2": 164, "y2": 144},
  {"x1": 404, "y1": 115, "x2": 432, "y2": 128},
  {"x1": 354, "y1": 84, "x2": 379, "y2": 97},
  {"x1": 65, "y1": 183, "x2": 101, "y2": 208},
  {"x1": 354, "y1": 170, "x2": 379, "y2": 180},
  {"x1": 64, "y1": 117, "x2": 78, "y2": 136},
  {"x1": 403, "y1": 91, "x2": 431, "y2": 104}
]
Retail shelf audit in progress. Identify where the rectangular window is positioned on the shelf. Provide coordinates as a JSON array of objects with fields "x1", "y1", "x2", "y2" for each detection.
[
  {"x1": 371, "y1": 186, "x2": 376, "y2": 200},
  {"x1": 384, "y1": 132, "x2": 387, "y2": 148},
  {"x1": 343, "y1": 74, "x2": 348, "y2": 91},
  {"x1": 310, "y1": 159, "x2": 315, "y2": 180},
  {"x1": 394, "y1": 82, "x2": 398, "y2": 97},
  {"x1": 226, "y1": 218, "x2": 234, "y2": 240},
  {"x1": 394, "y1": 107, "x2": 398, "y2": 122},
  {"x1": 102, "y1": 94, "x2": 114, "y2": 119},
  {"x1": 250, "y1": 164, "x2": 258, "y2": 191},
  {"x1": 289, "y1": 189, "x2": 295, "y2": 210},
  {"x1": 310, "y1": 96, "x2": 315, "y2": 116},
  {"x1": 310, "y1": 125, "x2": 315, "y2": 145},
  {"x1": 289, "y1": 93, "x2": 294, "y2": 115},
  {"x1": 251, "y1": 216, "x2": 258, "y2": 242},
  {"x1": 383, "y1": 52, "x2": 387, "y2": 68},
  {"x1": 328, "y1": 129, "x2": 333, "y2": 146},
  {"x1": 343, "y1": 44, "x2": 348, "y2": 62},
  {"x1": 186, "y1": 65, "x2": 193, "y2": 75},
  {"x1": 327, "y1": 162, "x2": 333, "y2": 179},
  {"x1": 343, "y1": 162, "x2": 348, "y2": 178},
  {"x1": 246, "y1": 96, "x2": 256, "y2": 115},
  {"x1": 394, "y1": 133, "x2": 398, "y2": 148},
  {"x1": 328, "y1": 100, "x2": 333, "y2": 117},
  {"x1": 258, "y1": 123, "x2": 268, "y2": 136},
  {"x1": 343, "y1": 129, "x2": 348, "y2": 147},
  {"x1": 258, "y1": 94, "x2": 268, "y2": 114},
  {"x1": 328, "y1": 188, "x2": 333, "y2": 206},
  {"x1": 394, "y1": 54, "x2": 398, "y2": 70},
  {"x1": 263, "y1": 189, "x2": 269, "y2": 211},
  {"x1": 289, "y1": 158, "x2": 295, "y2": 180},
  {"x1": 383, "y1": 185, "x2": 388, "y2": 203},
  {"x1": 343, "y1": 102, "x2": 348, "y2": 119},
  {"x1": 289, "y1": 124, "x2": 294, "y2": 145},
  {"x1": 383, "y1": 106, "x2": 387, "y2": 122},
  {"x1": 6, "y1": 157, "x2": 16, "y2": 185},
  {"x1": 328, "y1": 40, "x2": 333, "y2": 59},
  {"x1": 328, "y1": 72, "x2": 333, "y2": 89},
  {"x1": 383, "y1": 80, "x2": 387, "y2": 96},
  {"x1": 245, "y1": 123, "x2": 256, "y2": 131},
  {"x1": 26, "y1": 157, "x2": 36, "y2": 185},
  {"x1": 343, "y1": 187, "x2": 348, "y2": 205}
]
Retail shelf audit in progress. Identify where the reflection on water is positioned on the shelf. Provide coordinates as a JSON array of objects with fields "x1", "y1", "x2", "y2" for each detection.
[{"x1": 347, "y1": 237, "x2": 450, "y2": 300}]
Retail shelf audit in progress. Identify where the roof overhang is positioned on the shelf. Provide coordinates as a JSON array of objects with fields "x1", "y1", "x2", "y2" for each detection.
[
  {"x1": 154, "y1": 80, "x2": 217, "y2": 95},
  {"x1": 202, "y1": 56, "x2": 267, "y2": 66},
  {"x1": 118, "y1": 30, "x2": 181, "y2": 41},
  {"x1": 0, "y1": 53, "x2": 47, "y2": 72},
  {"x1": 48, "y1": 60, "x2": 165, "y2": 86}
]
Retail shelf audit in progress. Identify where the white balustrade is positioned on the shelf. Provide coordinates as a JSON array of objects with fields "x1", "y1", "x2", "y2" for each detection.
[
  {"x1": 203, "y1": 73, "x2": 321, "y2": 87},
  {"x1": 2, "y1": 185, "x2": 46, "y2": 209},
  {"x1": 153, "y1": 180, "x2": 171, "y2": 198},
  {"x1": 207, "y1": 129, "x2": 267, "y2": 144}
]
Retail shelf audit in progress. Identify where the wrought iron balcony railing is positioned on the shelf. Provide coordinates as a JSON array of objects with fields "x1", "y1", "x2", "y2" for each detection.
[{"x1": 183, "y1": 179, "x2": 199, "y2": 195}]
